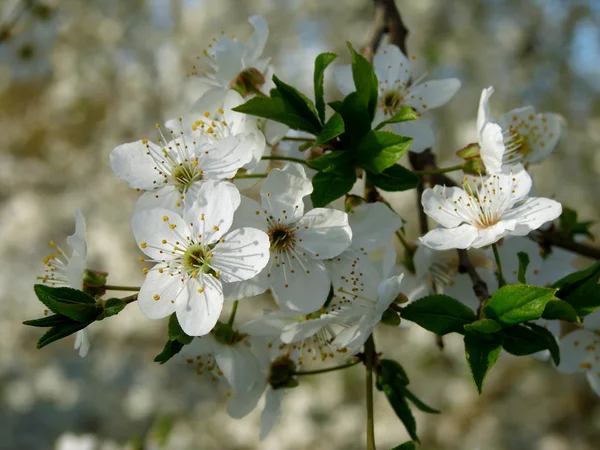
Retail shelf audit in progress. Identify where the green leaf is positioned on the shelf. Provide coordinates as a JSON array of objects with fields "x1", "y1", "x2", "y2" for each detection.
[
  {"x1": 272, "y1": 75, "x2": 321, "y2": 131},
  {"x1": 338, "y1": 92, "x2": 371, "y2": 149},
  {"x1": 233, "y1": 96, "x2": 320, "y2": 135},
  {"x1": 328, "y1": 100, "x2": 343, "y2": 112},
  {"x1": 374, "y1": 106, "x2": 418, "y2": 130},
  {"x1": 103, "y1": 298, "x2": 127, "y2": 317},
  {"x1": 347, "y1": 42, "x2": 378, "y2": 122},
  {"x1": 401, "y1": 294, "x2": 477, "y2": 335},
  {"x1": 313, "y1": 52, "x2": 337, "y2": 124},
  {"x1": 484, "y1": 285, "x2": 559, "y2": 326},
  {"x1": 310, "y1": 169, "x2": 357, "y2": 207},
  {"x1": 37, "y1": 320, "x2": 89, "y2": 349},
  {"x1": 553, "y1": 261, "x2": 600, "y2": 294},
  {"x1": 542, "y1": 300, "x2": 580, "y2": 322},
  {"x1": 464, "y1": 318, "x2": 503, "y2": 334},
  {"x1": 316, "y1": 113, "x2": 344, "y2": 145},
  {"x1": 397, "y1": 386, "x2": 440, "y2": 414},
  {"x1": 367, "y1": 164, "x2": 419, "y2": 192},
  {"x1": 382, "y1": 384, "x2": 419, "y2": 442},
  {"x1": 558, "y1": 207, "x2": 594, "y2": 240},
  {"x1": 500, "y1": 323, "x2": 560, "y2": 365},
  {"x1": 356, "y1": 130, "x2": 412, "y2": 174},
  {"x1": 33, "y1": 284, "x2": 101, "y2": 323},
  {"x1": 464, "y1": 332, "x2": 502, "y2": 394},
  {"x1": 553, "y1": 262, "x2": 600, "y2": 317},
  {"x1": 517, "y1": 252, "x2": 530, "y2": 284},
  {"x1": 154, "y1": 339, "x2": 185, "y2": 364},
  {"x1": 378, "y1": 358, "x2": 410, "y2": 388},
  {"x1": 168, "y1": 313, "x2": 193, "y2": 345},
  {"x1": 24, "y1": 314, "x2": 74, "y2": 328},
  {"x1": 391, "y1": 441, "x2": 416, "y2": 450},
  {"x1": 308, "y1": 151, "x2": 351, "y2": 173}
]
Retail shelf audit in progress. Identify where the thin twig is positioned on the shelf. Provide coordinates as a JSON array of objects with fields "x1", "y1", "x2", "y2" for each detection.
[
  {"x1": 365, "y1": 335, "x2": 377, "y2": 450},
  {"x1": 529, "y1": 230, "x2": 600, "y2": 260},
  {"x1": 294, "y1": 359, "x2": 361, "y2": 376}
]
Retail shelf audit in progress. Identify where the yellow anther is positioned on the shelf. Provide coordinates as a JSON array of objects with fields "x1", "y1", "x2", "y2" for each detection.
[
  {"x1": 213, "y1": 225, "x2": 219, "y2": 231},
  {"x1": 206, "y1": 127, "x2": 213, "y2": 134},
  {"x1": 203, "y1": 111, "x2": 210, "y2": 118},
  {"x1": 142, "y1": 268, "x2": 149, "y2": 275},
  {"x1": 153, "y1": 294, "x2": 160, "y2": 300},
  {"x1": 162, "y1": 239, "x2": 167, "y2": 244},
  {"x1": 169, "y1": 224, "x2": 177, "y2": 229},
  {"x1": 163, "y1": 216, "x2": 169, "y2": 222},
  {"x1": 138, "y1": 257, "x2": 145, "y2": 262},
  {"x1": 140, "y1": 241, "x2": 147, "y2": 249},
  {"x1": 142, "y1": 138, "x2": 148, "y2": 144},
  {"x1": 218, "y1": 108, "x2": 224, "y2": 114},
  {"x1": 49, "y1": 241, "x2": 55, "y2": 247},
  {"x1": 158, "y1": 268, "x2": 164, "y2": 273},
  {"x1": 198, "y1": 287, "x2": 205, "y2": 293}
]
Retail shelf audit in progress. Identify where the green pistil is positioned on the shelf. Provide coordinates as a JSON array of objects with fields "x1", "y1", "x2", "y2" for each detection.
[{"x1": 182, "y1": 244, "x2": 213, "y2": 276}]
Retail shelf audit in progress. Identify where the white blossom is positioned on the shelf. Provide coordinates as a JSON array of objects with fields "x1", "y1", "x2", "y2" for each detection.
[
  {"x1": 40, "y1": 211, "x2": 90, "y2": 357},
  {"x1": 132, "y1": 181, "x2": 270, "y2": 336},
  {"x1": 558, "y1": 329, "x2": 600, "y2": 396},
  {"x1": 477, "y1": 86, "x2": 562, "y2": 174},
  {"x1": 228, "y1": 163, "x2": 352, "y2": 313},
  {"x1": 420, "y1": 170, "x2": 562, "y2": 250},
  {"x1": 335, "y1": 44, "x2": 460, "y2": 152}
]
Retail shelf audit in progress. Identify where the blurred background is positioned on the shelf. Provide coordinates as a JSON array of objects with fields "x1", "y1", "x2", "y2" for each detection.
[{"x1": 1, "y1": 0, "x2": 600, "y2": 449}]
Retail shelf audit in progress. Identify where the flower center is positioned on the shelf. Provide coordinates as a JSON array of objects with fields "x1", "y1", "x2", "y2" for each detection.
[
  {"x1": 381, "y1": 90, "x2": 404, "y2": 116},
  {"x1": 182, "y1": 244, "x2": 213, "y2": 276},
  {"x1": 171, "y1": 162, "x2": 203, "y2": 192},
  {"x1": 268, "y1": 224, "x2": 296, "y2": 253},
  {"x1": 504, "y1": 127, "x2": 533, "y2": 160}
]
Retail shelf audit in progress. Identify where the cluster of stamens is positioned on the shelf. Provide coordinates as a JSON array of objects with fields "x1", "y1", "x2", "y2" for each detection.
[
  {"x1": 40, "y1": 241, "x2": 72, "y2": 287},
  {"x1": 190, "y1": 109, "x2": 233, "y2": 143},
  {"x1": 502, "y1": 113, "x2": 554, "y2": 164},
  {"x1": 185, "y1": 352, "x2": 224, "y2": 382}
]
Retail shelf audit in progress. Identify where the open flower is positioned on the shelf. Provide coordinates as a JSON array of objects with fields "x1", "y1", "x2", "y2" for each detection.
[
  {"x1": 558, "y1": 330, "x2": 600, "y2": 396},
  {"x1": 229, "y1": 163, "x2": 352, "y2": 313},
  {"x1": 40, "y1": 211, "x2": 90, "y2": 357},
  {"x1": 334, "y1": 44, "x2": 460, "y2": 152},
  {"x1": 420, "y1": 170, "x2": 562, "y2": 250},
  {"x1": 191, "y1": 16, "x2": 269, "y2": 100},
  {"x1": 110, "y1": 117, "x2": 252, "y2": 212},
  {"x1": 132, "y1": 181, "x2": 270, "y2": 336},
  {"x1": 477, "y1": 86, "x2": 562, "y2": 174}
]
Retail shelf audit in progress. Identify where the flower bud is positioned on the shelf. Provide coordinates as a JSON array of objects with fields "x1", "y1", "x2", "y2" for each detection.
[
  {"x1": 229, "y1": 68, "x2": 265, "y2": 97},
  {"x1": 268, "y1": 356, "x2": 299, "y2": 390},
  {"x1": 345, "y1": 195, "x2": 365, "y2": 212},
  {"x1": 212, "y1": 322, "x2": 235, "y2": 345},
  {"x1": 456, "y1": 142, "x2": 480, "y2": 159},
  {"x1": 462, "y1": 158, "x2": 484, "y2": 175},
  {"x1": 381, "y1": 308, "x2": 401, "y2": 326}
]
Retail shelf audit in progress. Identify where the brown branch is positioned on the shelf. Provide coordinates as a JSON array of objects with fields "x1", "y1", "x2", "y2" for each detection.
[{"x1": 529, "y1": 230, "x2": 600, "y2": 261}]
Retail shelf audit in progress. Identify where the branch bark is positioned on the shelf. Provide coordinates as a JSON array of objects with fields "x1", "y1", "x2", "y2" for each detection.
[{"x1": 529, "y1": 230, "x2": 600, "y2": 261}]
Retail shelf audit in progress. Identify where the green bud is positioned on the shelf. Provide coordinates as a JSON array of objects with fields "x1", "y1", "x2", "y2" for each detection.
[
  {"x1": 83, "y1": 269, "x2": 108, "y2": 288},
  {"x1": 230, "y1": 67, "x2": 265, "y2": 97},
  {"x1": 212, "y1": 322, "x2": 235, "y2": 345},
  {"x1": 381, "y1": 308, "x2": 401, "y2": 326},
  {"x1": 456, "y1": 142, "x2": 480, "y2": 159},
  {"x1": 345, "y1": 195, "x2": 365, "y2": 212},
  {"x1": 395, "y1": 292, "x2": 409, "y2": 305},
  {"x1": 462, "y1": 158, "x2": 484, "y2": 175},
  {"x1": 268, "y1": 356, "x2": 299, "y2": 390}
]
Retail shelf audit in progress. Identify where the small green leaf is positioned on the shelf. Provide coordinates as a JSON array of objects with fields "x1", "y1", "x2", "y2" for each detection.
[
  {"x1": 374, "y1": 106, "x2": 418, "y2": 130},
  {"x1": 517, "y1": 252, "x2": 530, "y2": 284},
  {"x1": 382, "y1": 384, "x2": 419, "y2": 442},
  {"x1": 310, "y1": 169, "x2": 357, "y2": 207},
  {"x1": 378, "y1": 359, "x2": 410, "y2": 388},
  {"x1": 100, "y1": 298, "x2": 127, "y2": 319},
  {"x1": 398, "y1": 386, "x2": 440, "y2": 414},
  {"x1": 484, "y1": 285, "x2": 559, "y2": 326},
  {"x1": 456, "y1": 142, "x2": 480, "y2": 159},
  {"x1": 464, "y1": 318, "x2": 503, "y2": 334},
  {"x1": 37, "y1": 320, "x2": 89, "y2": 349},
  {"x1": 328, "y1": 100, "x2": 343, "y2": 112},
  {"x1": 316, "y1": 113, "x2": 344, "y2": 145},
  {"x1": 391, "y1": 442, "x2": 416, "y2": 450},
  {"x1": 553, "y1": 262, "x2": 600, "y2": 317},
  {"x1": 233, "y1": 96, "x2": 320, "y2": 135},
  {"x1": 168, "y1": 313, "x2": 193, "y2": 345},
  {"x1": 347, "y1": 42, "x2": 378, "y2": 121},
  {"x1": 313, "y1": 52, "x2": 337, "y2": 124},
  {"x1": 542, "y1": 300, "x2": 580, "y2": 322},
  {"x1": 154, "y1": 339, "x2": 185, "y2": 364},
  {"x1": 24, "y1": 314, "x2": 74, "y2": 328},
  {"x1": 401, "y1": 294, "x2": 477, "y2": 335},
  {"x1": 500, "y1": 323, "x2": 560, "y2": 365},
  {"x1": 356, "y1": 130, "x2": 412, "y2": 174},
  {"x1": 33, "y1": 284, "x2": 101, "y2": 323},
  {"x1": 558, "y1": 207, "x2": 594, "y2": 240},
  {"x1": 367, "y1": 164, "x2": 419, "y2": 192},
  {"x1": 338, "y1": 92, "x2": 371, "y2": 149},
  {"x1": 308, "y1": 151, "x2": 350, "y2": 173},
  {"x1": 272, "y1": 75, "x2": 321, "y2": 130},
  {"x1": 464, "y1": 332, "x2": 502, "y2": 394}
]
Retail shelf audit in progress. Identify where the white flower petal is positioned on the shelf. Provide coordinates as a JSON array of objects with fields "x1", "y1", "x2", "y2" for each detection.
[
  {"x1": 184, "y1": 180, "x2": 241, "y2": 244},
  {"x1": 281, "y1": 315, "x2": 340, "y2": 344},
  {"x1": 74, "y1": 328, "x2": 90, "y2": 358},
  {"x1": 66, "y1": 211, "x2": 87, "y2": 260},
  {"x1": 131, "y1": 208, "x2": 191, "y2": 261},
  {"x1": 227, "y1": 378, "x2": 266, "y2": 419},
  {"x1": 260, "y1": 388, "x2": 284, "y2": 440},
  {"x1": 502, "y1": 198, "x2": 562, "y2": 235},
  {"x1": 333, "y1": 64, "x2": 355, "y2": 96},
  {"x1": 377, "y1": 273, "x2": 404, "y2": 312},
  {"x1": 176, "y1": 275, "x2": 223, "y2": 336},
  {"x1": 373, "y1": 44, "x2": 410, "y2": 87},
  {"x1": 138, "y1": 266, "x2": 181, "y2": 319},
  {"x1": 480, "y1": 122, "x2": 505, "y2": 174},
  {"x1": 295, "y1": 208, "x2": 352, "y2": 259},
  {"x1": 406, "y1": 78, "x2": 461, "y2": 113},
  {"x1": 213, "y1": 37, "x2": 245, "y2": 86},
  {"x1": 243, "y1": 15, "x2": 269, "y2": 66},
  {"x1": 558, "y1": 330, "x2": 598, "y2": 373},
  {"x1": 211, "y1": 227, "x2": 270, "y2": 283},
  {"x1": 223, "y1": 266, "x2": 270, "y2": 301},
  {"x1": 260, "y1": 163, "x2": 313, "y2": 222},
  {"x1": 270, "y1": 256, "x2": 330, "y2": 313},
  {"x1": 348, "y1": 203, "x2": 402, "y2": 253},
  {"x1": 134, "y1": 186, "x2": 184, "y2": 213},
  {"x1": 470, "y1": 220, "x2": 515, "y2": 248},
  {"x1": 421, "y1": 185, "x2": 471, "y2": 228},
  {"x1": 477, "y1": 86, "x2": 495, "y2": 138},
  {"x1": 584, "y1": 310, "x2": 600, "y2": 331},
  {"x1": 420, "y1": 224, "x2": 479, "y2": 250},
  {"x1": 198, "y1": 135, "x2": 252, "y2": 179},
  {"x1": 110, "y1": 140, "x2": 162, "y2": 190},
  {"x1": 391, "y1": 118, "x2": 435, "y2": 153},
  {"x1": 333, "y1": 317, "x2": 373, "y2": 355},
  {"x1": 232, "y1": 195, "x2": 269, "y2": 232},
  {"x1": 586, "y1": 370, "x2": 600, "y2": 397},
  {"x1": 215, "y1": 342, "x2": 263, "y2": 393},
  {"x1": 241, "y1": 311, "x2": 298, "y2": 337}
]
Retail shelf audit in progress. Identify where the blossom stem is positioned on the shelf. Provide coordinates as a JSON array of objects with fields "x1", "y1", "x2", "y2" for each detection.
[
  {"x1": 233, "y1": 173, "x2": 268, "y2": 179},
  {"x1": 122, "y1": 294, "x2": 138, "y2": 304},
  {"x1": 104, "y1": 285, "x2": 140, "y2": 292},
  {"x1": 282, "y1": 136, "x2": 315, "y2": 143},
  {"x1": 261, "y1": 155, "x2": 312, "y2": 166},
  {"x1": 413, "y1": 164, "x2": 464, "y2": 176},
  {"x1": 293, "y1": 359, "x2": 361, "y2": 376},
  {"x1": 365, "y1": 334, "x2": 377, "y2": 450},
  {"x1": 227, "y1": 300, "x2": 239, "y2": 326},
  {"x1": 492, "y1": 243, "x2": 506, "y2": 287}
]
